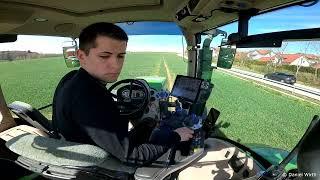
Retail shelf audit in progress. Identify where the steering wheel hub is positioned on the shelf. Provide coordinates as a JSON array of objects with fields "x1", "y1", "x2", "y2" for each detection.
[{"x1": 109, "y1": 79, "x2": 150, "y2": 119}]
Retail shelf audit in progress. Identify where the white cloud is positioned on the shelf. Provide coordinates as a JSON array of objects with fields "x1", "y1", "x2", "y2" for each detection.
[
  {"x1": 0, "y1": 35, "x2": 185, "y2": 54},
  {"x1": 0, "y1": 35, "x2": 71, "y2": 54},
  {"x1": 127, "y1": 44, "x2": 183, "y2": 53}
]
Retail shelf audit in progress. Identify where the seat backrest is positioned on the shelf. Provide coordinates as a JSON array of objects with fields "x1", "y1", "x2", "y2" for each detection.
[
  {"x1": 8, "y1": 101, "x2": 53, "y2": 135},
  {"x1": 52, "y1": 70, "x2": 78, "y2": 134},
  {"x1": 0, "y1": 86, "x2": 16, "y2": 133}
]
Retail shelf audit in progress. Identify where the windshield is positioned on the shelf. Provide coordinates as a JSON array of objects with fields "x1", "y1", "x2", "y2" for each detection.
[
  {"x1": 0, "y1": 22, "x2": 187, "y2": 118},
  {"x1": 208, "y1": 2, "x2": 320, "y2": 169}
]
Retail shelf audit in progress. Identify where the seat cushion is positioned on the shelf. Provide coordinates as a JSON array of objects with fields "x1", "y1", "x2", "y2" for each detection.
[{"x1": 6, "y1": 133, "x2": 108, "y2": 167}]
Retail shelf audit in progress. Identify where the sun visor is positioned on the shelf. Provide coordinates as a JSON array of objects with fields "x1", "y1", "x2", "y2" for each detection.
[{"x1": 116, "y1": 22, "x2": 182, "y2": 35}]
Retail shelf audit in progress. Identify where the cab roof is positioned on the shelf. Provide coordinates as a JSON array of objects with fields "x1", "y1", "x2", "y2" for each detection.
[{"x1": 0, "y1": 0, "x2": 309, "y2": 37}]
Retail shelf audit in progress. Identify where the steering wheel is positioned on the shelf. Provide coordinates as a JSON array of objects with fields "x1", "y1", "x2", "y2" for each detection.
[{"x1": 109, "y1": 79, "x2": 150, "y2": 119}]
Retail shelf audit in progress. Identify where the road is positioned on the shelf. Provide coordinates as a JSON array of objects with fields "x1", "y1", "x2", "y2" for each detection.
[{"x1": 216, "y1": 67, "x2": 320, "y2": 102}]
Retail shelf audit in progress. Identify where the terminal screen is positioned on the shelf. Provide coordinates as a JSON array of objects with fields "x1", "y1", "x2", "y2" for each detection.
[{"x1": 171, "y1": 75, "x2": 202, "y2": 103}]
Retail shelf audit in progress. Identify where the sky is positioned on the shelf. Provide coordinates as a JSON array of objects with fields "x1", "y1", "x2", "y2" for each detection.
[{"x1": 0, "y1": 2, "x2": 319, "y2": 54}]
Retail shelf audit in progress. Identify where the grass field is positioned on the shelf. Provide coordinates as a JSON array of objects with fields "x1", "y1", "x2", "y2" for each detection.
[{"x1": 1, "y1": 52, "x2": 319, "y2": 151}]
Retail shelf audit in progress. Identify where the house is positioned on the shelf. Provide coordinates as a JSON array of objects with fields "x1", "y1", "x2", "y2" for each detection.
[
  {"x1": 235, "y1": 51, "x2": 248, "y2": 61},
  {"x1": 247, "y1": 50, "x2": 275, "y2": 60},
  {"x1": 258, "y1": 53, "x2": 319, "y2": 67},
  {"x1": 0, "y1": 51, "x2": 40, "y2": 60},
  {"x1": 259, "y1": 56, "x2": 276, "y2": 63},
  {"x1": 283, "y1": 54, "x2": 317, "y2": 67}
]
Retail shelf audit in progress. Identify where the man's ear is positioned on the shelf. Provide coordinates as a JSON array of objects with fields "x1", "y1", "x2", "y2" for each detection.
[{"x1": 76, "y1": 49, "x2": 87, "y2": 65}]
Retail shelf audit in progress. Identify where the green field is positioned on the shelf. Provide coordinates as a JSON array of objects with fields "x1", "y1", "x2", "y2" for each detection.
[{"x1": 1, "y1": 52, "x2": 319, "y2": 151}]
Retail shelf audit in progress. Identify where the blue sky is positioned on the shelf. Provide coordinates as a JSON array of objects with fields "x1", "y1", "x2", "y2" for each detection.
[
  {"x1": 0, "y1": 2, "x2": 319, "y2": 54},
  {"x1": 214, "y1": 2, "x2": 320, "y2": 54}
]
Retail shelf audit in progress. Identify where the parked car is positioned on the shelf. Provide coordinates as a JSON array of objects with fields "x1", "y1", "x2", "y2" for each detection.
[{"x1": 264, "y1": 72, "x2": 296, "y2": 85}]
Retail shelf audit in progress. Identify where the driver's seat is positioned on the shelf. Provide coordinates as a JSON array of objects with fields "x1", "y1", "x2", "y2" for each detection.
[{"x1": 6, "y1": 133, "x2": 203, "y2": 180}]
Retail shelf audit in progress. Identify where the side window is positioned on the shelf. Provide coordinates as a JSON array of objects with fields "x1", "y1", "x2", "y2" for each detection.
[
  {"x1": 208, "y1": 3, "x2": 320, "y2": 154},
  {"x1": 0, "y1": 35, "x2": 75, "y2": 119}
]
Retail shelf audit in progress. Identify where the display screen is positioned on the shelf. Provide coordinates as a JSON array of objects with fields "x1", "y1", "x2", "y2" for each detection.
[{"x1": 171, "y1": 75, "x2": 202, "y2": 103}]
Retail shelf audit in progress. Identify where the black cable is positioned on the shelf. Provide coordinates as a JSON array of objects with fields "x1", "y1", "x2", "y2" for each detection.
[
  {"x1": 37, "y1": 104, "x2": 52, "y2": 111},
  {"x1": 208, "y1": 8, "x2": 222, "y2": 18},
  {"x1": 200, "y1": 8, "x2": 221, "y2": 20}
]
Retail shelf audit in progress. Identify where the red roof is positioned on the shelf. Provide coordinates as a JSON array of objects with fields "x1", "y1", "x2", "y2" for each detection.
[
  {"x1": 259, "y1": 57, "x2": 275, "y2": 62},
  {"x1": 235, "y1": 52, "x2": 247, "y2": 59},
  {"x1": 256, "y1": 50, "x2": 271, "y2": 55},
  {"x1": 281, "y1": 54, "x2": 302, "y2": 63},
  {"x1": 256, "y1": 53, "x2": 320, "y2": 63}
]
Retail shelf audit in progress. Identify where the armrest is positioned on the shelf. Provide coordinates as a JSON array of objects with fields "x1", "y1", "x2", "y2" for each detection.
[{"x1": 134, "y1": 148, "x2": 204, "y2": 180}]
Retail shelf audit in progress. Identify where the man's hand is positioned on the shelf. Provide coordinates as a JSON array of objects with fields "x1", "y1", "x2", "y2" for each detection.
[{"x1": 174, "y1": 127, "x2": 194, "y2": 142}]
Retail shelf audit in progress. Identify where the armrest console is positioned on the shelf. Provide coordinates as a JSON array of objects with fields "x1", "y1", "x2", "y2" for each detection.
[{"x1": 134, "y1": 148, "x2": 203, "y2": 180}]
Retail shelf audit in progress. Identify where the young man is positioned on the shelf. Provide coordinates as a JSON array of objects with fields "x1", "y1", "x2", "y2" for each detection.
[{"x1": 52, "y1": 22, "x2": 193, "y2": 165}]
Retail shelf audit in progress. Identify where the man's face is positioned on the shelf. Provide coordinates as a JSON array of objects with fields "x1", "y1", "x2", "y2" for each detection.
[{"x1": 77, "y1": 36, "x2": 127, "y2": 83}]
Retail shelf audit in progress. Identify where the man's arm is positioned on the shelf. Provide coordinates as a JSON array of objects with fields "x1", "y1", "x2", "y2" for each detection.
[{"x1": 71, "y1": 91, "x2": 180, "y2": 165}]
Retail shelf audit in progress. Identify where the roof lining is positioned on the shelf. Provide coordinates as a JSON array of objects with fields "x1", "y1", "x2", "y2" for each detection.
[
  {"x1": 199, "y1": 0, "x2": 314, "y2": 34},
  {"x1": 0, "y1": 0, "x2": 164, "y2": 17}
]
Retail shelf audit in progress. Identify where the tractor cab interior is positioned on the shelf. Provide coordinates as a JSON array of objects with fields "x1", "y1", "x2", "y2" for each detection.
[
  {"x1": 1, "y1": 0, "x2": 320, "y2": 180},
  {"x1": 1, "y1": 73, "x2": 266, "y2": 180}
]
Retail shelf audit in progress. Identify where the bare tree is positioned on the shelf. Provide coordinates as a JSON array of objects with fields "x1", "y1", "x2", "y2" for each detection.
[
  {"x1": 295, "y1": 42, "x2": 311, "y2": 79},
  {"x1": 311, "y1": 41, "x2": 320, "y2": 81},
  {"x1": 274, "y1": 42, "x2": 288, "y2": 72},
  {"x1": 265, "y1": 48, "x2": 275, "y2": 73},
  {"x1": 237, "y1": 51, "x2": 247, "y2": 67}
]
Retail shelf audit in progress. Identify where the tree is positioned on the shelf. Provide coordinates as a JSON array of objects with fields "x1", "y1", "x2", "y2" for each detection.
[
  {"x1": 236, "y1": 51, "x2": 247, "y2": 67},
  {"x1": 274, "y1": 42, "x2": 288, "y2": 72},
  {"x1": 6, "y1": 51, "x2": 13, "y2": 61},
  {"x1": 295, "y1": 42, "x2": 311, "y2": 79},
  {"x1": 311, "y1": 41, "x2": 320, "y2": 81},
  {"x1": 265, "y1": 48, "x2": 276, "y2": 73}
]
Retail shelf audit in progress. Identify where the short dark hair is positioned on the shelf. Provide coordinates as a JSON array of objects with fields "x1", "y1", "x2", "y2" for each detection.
[{"x1": 79, "y1": 22, "x2": 128, "y2": 55}]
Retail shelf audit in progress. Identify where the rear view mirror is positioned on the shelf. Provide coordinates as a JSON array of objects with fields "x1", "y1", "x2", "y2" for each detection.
[
  {"x1": 0, "y1": 34, "x2": 17, "y2": 43},
  {"x1": 217, "y1": 39, "x2": 236, "y2": 69},
  {"x1": 62, "y1": 41, "x2": 80, "y2": 68}
]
